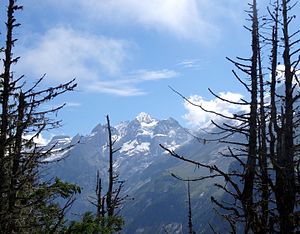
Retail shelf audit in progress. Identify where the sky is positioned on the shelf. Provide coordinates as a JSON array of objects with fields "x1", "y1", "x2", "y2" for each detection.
[{"x1": 1, "y1": 0, "x2": 281, "y2": 139}]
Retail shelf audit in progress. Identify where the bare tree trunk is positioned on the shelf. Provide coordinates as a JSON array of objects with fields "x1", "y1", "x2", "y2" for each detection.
[
  {"x1": 7, "y1": 92, "x2": 25, "y2": 233},
  {"x1": 242, "y1": 0, "x2": 258, "y2": 231},
  {"x1": 269, "y1": 0, "x2": 279, "y2": 176},
  {"x1": 106, "y1": 115, "x2": 114, "y2": 217},
  {"x1": 0, "y1": 1, "x2": 22, "y2": 232},
  {"x1": 274, "y1": 1, "x2": 296, "y2": 232},
  {"x1": 187, "y1": 181, "x2": 194, "y2": 234},
  {"x1": 257, "y1": 38, "x2": 269, "y2": 233},
  {"x1": 96, "y1": 170, "x2": 102, "y2": 219}
]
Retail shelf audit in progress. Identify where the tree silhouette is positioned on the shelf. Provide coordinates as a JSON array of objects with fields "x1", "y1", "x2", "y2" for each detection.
[
  {"x1": 161, "y1": 0, "x2": 300, "y2": 233},
  {"x1": 0, "y1": 1, "x2": 80, "y2": 233},
  {"x1": 67, "y1": 115, "x2": 128, "y2": 233}
]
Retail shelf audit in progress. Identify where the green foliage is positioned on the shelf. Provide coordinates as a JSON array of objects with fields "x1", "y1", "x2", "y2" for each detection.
[
  {"x1": 31, "y1": 178, "x2": 81, "y2": 200},
  {"x1": 64, "y1": 212, "x2": 124, "y2": 234},
  {"x1": 0, "y1": 1, "x2": 78, "y2": 233},
  {"x1": 27, "y1": 178, "x2": 81, "y2": 233}
]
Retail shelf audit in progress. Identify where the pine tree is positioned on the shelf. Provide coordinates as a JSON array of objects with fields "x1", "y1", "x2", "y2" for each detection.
[{"x1": 0, "y1": 1, "x2": 80, "y2": 233}]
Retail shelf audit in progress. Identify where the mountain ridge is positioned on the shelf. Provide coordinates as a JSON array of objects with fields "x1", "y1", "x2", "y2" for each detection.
[{"x1": 45, "y1": 112, "x2": 232, "y2": 233}]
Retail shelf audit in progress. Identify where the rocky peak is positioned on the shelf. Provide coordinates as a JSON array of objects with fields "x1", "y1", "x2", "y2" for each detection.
[{"x1": 135, "y1": 112, "x2": 156, "y2": 124}]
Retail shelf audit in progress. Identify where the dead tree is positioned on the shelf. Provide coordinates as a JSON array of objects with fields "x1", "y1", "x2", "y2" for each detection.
[
  {"x1": 187, "y1": 180, "x2": 196, "y2": 234},
  {"x1": 90, "y1": 115, "x2": 128, "y2": 232},
  {"x1": 161, "y1": 0, "x2": 300, "y2": 233},
  {"x1": 273, "y1": 1, "x2": 297, "y2": 232}
]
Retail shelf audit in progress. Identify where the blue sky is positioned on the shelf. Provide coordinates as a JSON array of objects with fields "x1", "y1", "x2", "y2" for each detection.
[{"x1": 5, "y1": 0, "x2": 262, "y2": 139}]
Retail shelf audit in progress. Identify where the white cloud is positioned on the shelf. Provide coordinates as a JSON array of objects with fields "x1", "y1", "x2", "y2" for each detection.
[
  {"x1": 17, "y1": 26, "x2": 180, "y2": 96},
  {"x1": 177, "y1": 59, "x2": 209, "y2": 70},
  {"x1": 18, "y1": 26, "x2": 128, "y2": 83},
  {"x1": 178, "y1": 60, "x2": 199, "y2": 69},
  {"x1": 23, "y1": 134, "x2": 50, "y2": 146},
  {"x1": 84, "y1": 69, "x2": 177, "y2": 95},
  {"x1": 79, "y1": 0, "x2": 218, "y2": 42},
  {"x1": 183, "y1": 92, "x2": 248, "y2": 127},
  {"x1": 127, "y1": 69, "x2": 178, "y2": 82},
  {"x1": 17, "y1": 26, "x2": 179, "y2": 96},
  {"x1": 271, "y1": 64, "x2": 300, "y2": 83},
  {"x1": 42, "y1": 0, "x2": 246, "y2": 43},
  {"x1": 65, "y1": 102, "x2": 81, "y2": 108},
  {"x1": 85, "y1": 81, "x2": 146, "y2": 96}
]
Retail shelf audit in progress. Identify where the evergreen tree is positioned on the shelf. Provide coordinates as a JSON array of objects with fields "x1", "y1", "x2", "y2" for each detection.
[{"x1": 0, "y1": 1, "x2": 80, "y2": 233}]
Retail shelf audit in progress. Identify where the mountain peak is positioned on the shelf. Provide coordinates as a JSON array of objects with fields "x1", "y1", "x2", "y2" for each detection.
[{"x1": 135, "y1": 112, "x2": 155, "y2": 124}]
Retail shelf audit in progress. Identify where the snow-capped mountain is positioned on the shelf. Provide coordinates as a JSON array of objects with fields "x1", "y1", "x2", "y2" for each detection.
[
  {"x1": 47, "y1": 112, "x2": 190, "y2": 174},
  {"x1": 46, "y1": 113, "x2": 234, "y2": 233}
]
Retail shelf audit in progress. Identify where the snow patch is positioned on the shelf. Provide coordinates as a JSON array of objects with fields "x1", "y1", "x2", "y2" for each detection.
[
  {"x1": 135, "y1": 142, "x2": 150, "y2": 154},
  {"x1": 115, "y1": 121, "x2": 129, "y2": 137},
  {"x1": 164, "y1": 140, "x2": 180, "y2": 151},
  {"x1": 168, "y1": 130, "x2": 176, "y2": 137},
  {"x1": 136, "y1": 112, "x2": 156, "y2": 124},
  {"x1": 137, "y1": 129, "x2": 153, "y2": 137},
  {"x1": 120, "y1": 140, "x2": 150, "y2": 156},
  {"x1": 140, "y1": 120, "x2": 158, "y2": 128},
  {"x1": 154, "y1": 133, "x2": 167, "y2": 137},
  {"x1": 43, "y1": 148, "x2": 71, "y2": 162},
  {"x1": 120, "y1": 140, "x2": 138, "y2": 153}
]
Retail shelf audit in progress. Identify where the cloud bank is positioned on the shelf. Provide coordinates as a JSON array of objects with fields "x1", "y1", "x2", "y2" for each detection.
[
  {"x1": 19, "y1": 27, "x2": 127, "y2": 82},
  {"x1": 43, "y1": 0, "x2": 244, "y2": 43},
  {"x1": 184, "y1": 92, "x2": 248, "y2": 127},
  {"x1": 18, "y1": 27, "x2": 178, "y2": 96}
]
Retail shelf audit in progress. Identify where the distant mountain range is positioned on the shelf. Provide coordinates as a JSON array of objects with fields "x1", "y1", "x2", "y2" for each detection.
[{"x1": 45, "y1": 112, "x2": 235, "y2": 233}]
